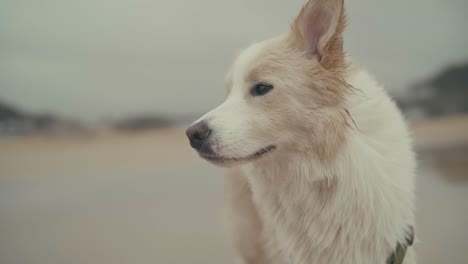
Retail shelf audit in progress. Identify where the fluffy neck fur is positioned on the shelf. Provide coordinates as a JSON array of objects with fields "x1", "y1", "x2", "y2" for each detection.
[{"x1": 242, "y1": 63, "x2": 416, "y2": 264}]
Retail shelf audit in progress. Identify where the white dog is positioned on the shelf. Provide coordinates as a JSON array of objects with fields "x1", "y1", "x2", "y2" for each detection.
[{"x1": 187, "y1": 0, "x2": 416, "y2": 263}]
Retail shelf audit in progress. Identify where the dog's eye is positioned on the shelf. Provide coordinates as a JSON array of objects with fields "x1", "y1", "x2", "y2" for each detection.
[{"x1": 250, "y1": 83, "x2": 273, "y2": 96}]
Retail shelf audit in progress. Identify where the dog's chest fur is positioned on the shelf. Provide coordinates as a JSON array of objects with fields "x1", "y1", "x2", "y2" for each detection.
[{"x1": 239, "y1": 67, "x2": 416, "y2": 264}]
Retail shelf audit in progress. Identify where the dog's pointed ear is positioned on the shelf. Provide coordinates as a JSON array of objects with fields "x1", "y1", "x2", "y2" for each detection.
[{"x1": 291, "y1": 0, "x2": 346, "y2": 67}]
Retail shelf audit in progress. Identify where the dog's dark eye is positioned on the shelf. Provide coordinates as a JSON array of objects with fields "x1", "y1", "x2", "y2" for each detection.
[{"x1": 250, "y1": 83, "x2": 273, "y2": 96}]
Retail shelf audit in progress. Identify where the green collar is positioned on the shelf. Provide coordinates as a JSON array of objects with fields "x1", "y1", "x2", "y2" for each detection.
[{"x1": 386, "y1": 226, "x2": 415, "y2": 264}]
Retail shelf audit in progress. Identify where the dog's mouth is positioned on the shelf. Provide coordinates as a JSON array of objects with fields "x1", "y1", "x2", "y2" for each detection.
[{"x1": 199, "y1": 145, "x2": 277, "y2": 166}]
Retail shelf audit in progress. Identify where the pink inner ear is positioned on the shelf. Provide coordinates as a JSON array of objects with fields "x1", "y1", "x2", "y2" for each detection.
[{"x1": 304, "y1": 8, "x2": 333, "y2": 60}]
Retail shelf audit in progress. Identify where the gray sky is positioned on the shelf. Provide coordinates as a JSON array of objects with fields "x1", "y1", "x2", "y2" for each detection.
[{"x1": 1, "y1": 0, "x2": 468, "y2": 122}]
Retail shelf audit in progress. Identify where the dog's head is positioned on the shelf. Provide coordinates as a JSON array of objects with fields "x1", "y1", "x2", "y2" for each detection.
[{"x1": 187, "y1": 0, "x2": 350, "y2": 167}]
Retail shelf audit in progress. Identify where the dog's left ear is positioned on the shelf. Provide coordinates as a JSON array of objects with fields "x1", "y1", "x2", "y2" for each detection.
[{"x1": 291, "y1": 0, "x2": 346, "y2": 68}]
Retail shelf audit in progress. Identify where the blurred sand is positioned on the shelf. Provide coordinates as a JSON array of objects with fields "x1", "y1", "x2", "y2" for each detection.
[
  {"x1": 0, "y1": 117, "x2": 467, "y2": 264},
  {"x1": 0, "y1": 127, "x2": 199, "y2": 177}
]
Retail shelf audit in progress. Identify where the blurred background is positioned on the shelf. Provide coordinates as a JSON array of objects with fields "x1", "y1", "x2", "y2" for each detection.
[{"x1": 1, "y1": 0, "x2": 467, "y2": 263}]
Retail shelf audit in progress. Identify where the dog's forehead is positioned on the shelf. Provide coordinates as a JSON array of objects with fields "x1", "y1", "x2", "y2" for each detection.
[{"x1": 229, "y1": 41, "x2": 268, "y2": 88}]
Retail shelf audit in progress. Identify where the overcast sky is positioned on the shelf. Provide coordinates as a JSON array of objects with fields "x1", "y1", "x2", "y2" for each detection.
[{"x1": 1, "y1": 0, "x2": 468, "y2": 122}]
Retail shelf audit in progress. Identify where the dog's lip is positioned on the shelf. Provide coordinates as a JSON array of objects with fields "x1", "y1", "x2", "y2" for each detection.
[{"x1": 200, "y1": 145, "x2": 277, "y2": 163}]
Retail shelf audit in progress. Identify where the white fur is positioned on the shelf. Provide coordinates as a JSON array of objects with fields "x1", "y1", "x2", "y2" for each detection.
[
  {"x1": 193, "y1": 10, "x2": 416, "y2": 264},
  {"x1": 229, "y1": 55, "x2": 416, "y2": 263}
]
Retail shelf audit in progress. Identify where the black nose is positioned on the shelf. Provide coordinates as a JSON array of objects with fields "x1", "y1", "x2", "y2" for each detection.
[{"x1": 186, "y1": 121, "x2": 212, "y2": 150}]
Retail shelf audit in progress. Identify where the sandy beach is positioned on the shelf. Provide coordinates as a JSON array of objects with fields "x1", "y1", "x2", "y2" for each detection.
[{"x1": 0, "y1": 116, "x2": 467, "y2": 264}]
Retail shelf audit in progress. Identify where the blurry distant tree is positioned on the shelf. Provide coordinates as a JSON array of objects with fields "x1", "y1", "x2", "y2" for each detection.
[
  {"x1": 113, "y1": 115, "x2": 173, "y2": 132},
  {"x1": 397, "y1": 63, "x2": 468, "y2": 120},
  {"x1": 0, "y1": 100, "x2": 85, "y2": 137}
]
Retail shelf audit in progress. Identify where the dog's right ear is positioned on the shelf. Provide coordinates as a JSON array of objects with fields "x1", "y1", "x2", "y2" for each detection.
[{"x1": 290, "y1": 0, "x2": 346, "y2": 68}]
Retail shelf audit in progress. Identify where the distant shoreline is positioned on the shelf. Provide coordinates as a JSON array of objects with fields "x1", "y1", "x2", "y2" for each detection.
[{"x1": 0, "y1": 115, "x2": 467, "y2": 177}]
